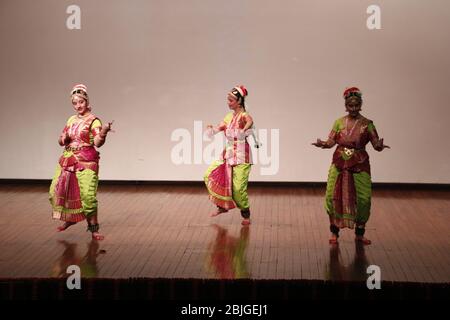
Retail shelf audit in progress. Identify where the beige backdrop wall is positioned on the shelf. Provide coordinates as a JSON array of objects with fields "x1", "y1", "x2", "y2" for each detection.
[{"x1": 1, "y1": 0, "x2": 449, "y2": 182}]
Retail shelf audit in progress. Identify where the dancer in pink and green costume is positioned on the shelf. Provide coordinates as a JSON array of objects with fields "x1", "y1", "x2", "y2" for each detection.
[
  {"x1": 204, "y1": 85, "x2": 254, "y2": 226},
  {"x1": 49, "y1": 84, "x2": 113, "y2": 240},
  {"x1": 312, "y1": 87, "x2": 390, "y2": 245}
]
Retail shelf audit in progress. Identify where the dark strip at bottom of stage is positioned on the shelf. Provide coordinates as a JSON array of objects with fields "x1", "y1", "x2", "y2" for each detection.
[{"x1": 1, "y1": 278, "x2": 449, "y2": 300}]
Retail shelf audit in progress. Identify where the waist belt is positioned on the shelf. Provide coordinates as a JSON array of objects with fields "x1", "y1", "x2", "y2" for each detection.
[
  {"x1": 342, "y1": 147, "x2": 365, "y2": 157},
  {"x1": 65, "y1": 146, "x2": 91, "y2": 151}
]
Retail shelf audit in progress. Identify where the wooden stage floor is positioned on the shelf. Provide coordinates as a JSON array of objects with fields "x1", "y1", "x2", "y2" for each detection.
[{"x1": 0, "y1": 184, "x2": 449, "y2": 284}]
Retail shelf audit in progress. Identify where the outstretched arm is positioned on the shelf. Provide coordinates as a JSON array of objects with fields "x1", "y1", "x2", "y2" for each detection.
[
  {"x1": 311, "y1": 137, "x2": 336, "y2": 149},
  {"x1": 312, "y1": 120, "x2": 339, "y2": 149},
  {"x1": 369, "y1": 123, "x2": 390, "y2": 151},
  {"x1": 206, "y1": 121, "x2": 227, "y2": 135}
]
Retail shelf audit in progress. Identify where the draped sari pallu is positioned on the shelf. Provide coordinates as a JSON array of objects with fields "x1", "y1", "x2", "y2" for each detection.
[{"x1": 331, "y1": 146, "x2": 370, "y2": 228}]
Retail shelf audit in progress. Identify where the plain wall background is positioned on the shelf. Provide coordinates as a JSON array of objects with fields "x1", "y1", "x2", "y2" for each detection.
[{"x1": 1, "y1": 0, "x2": 449, "y2": 182}]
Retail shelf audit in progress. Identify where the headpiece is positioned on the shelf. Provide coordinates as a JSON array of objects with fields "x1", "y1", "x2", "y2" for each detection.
[
  {"x1": 229, "y1": 85, "x2": 248, "y2": 100},
  {"x1": 70, "y1": 83, "x2": 89, "y2": 101},
  {"x1": 343, "y1": 87, "x2": 362, "y2": 100}
]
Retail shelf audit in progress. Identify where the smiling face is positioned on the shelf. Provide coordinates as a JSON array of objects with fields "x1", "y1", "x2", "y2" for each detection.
[
  {"x1": 72, "y1": 95, "x2": 89, "y2": 116},
  {"x1": 345, "y1": 96, "x2": 362, "y2": 118}
]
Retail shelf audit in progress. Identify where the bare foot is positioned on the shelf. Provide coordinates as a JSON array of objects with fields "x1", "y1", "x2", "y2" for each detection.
[
  {"x1": 355, "y1": 236, "x2": 371, "y2": 245},
  {"x1": 57, "y1": 221, "x2": 76, "y2": 232},
  {"x1": 210, "y1": 207, "x2": 228, "y2": 217},
  {"x1": 329, "y1": 233, "x2": 338, "y2": 244},
  {"x1": 92, "y1": 232, "x2": 105, "y2": 241}
]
